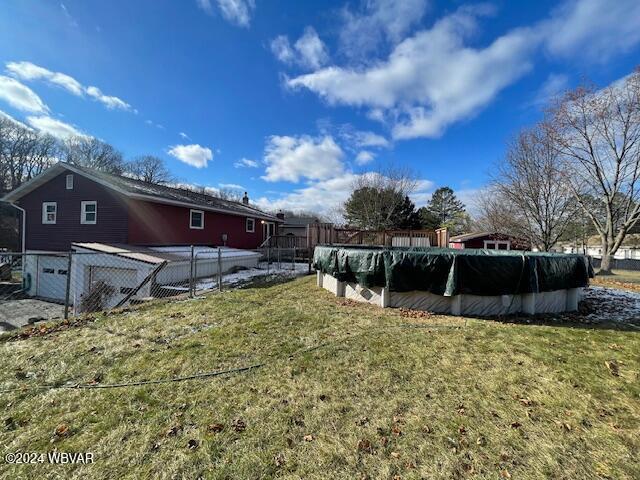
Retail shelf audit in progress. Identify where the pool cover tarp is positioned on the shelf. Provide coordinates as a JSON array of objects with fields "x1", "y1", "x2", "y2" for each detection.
[{"x1": 313, "y1": 246, "x2": 594, "y2": 296}]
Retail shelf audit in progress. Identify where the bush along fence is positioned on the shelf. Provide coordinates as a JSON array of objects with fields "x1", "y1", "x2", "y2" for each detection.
[{"x1": 0, "y1": 246, "x2": 304, "y2": 327}]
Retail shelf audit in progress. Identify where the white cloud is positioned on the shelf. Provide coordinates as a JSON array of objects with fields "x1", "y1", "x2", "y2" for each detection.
[
  {"x1": 271, "y1": 36, "x2": 295, "y2": 64},
  {"x1": 60, "y1": 3, "x2": 78, "y2": 27},
  {"x1": 339, "y1": 0, "x2": 430, "y2": 60},
  {"x1": 530, "y1": 73, "x2": 569, "y2": 107},
  {"x1": 6, "y1": 61, "x2": 133, "y2": 112},
  {"x1": 0, "y1": 75, "x2": 48, "y2": 113},
  {"x1": 168, "y1": 144, "x2": 213, "y2": 168},
  {"x1": 255, "y1": 174, "x2": 357, "y2": 215},
  {"x1": 288, "y1": 8, "x2": 536, "y2": 140},
  {"x1": 351, "y1": 130, "x2": 390, "y2": 148},
  {"x1": 262, "y1": 135, "x2": 344, "y2": 183},
  {"x1": 179, "y1": 132, "x2": 190, "y2": 139},
  {"x1": 6, "y1": 61, "x2": 83, "y2": 96},
  {"x1": 26, "y1": 115, "x2": 87, "y2": 139},
  {"x1": 255, "y1": 172, "x2": 434, "y2": 217},
  {"x1": 85, "y1": 86, "x2": 133, "y2": 111},
  {"x1": 234, "y1": 157, "x2": 259, "y2": 168},
  {"x1": 271, "y1": 27, "x2": 329, "y2": 70},
  {"x1": 543, "y1": 0, "x2": 640, "y2": 62},
  {"x1": 286, "y1": 0, "x2": 640, "y2": 141},
  {"x1": 355, "y1": 150, "x2": 375, "y2": 165},
  {"x1": 198, "y1": 0, "x2": 255, "y2": 27},
  {"x1": 219, "y1": 183, "x2": 245, "y2": 190}
]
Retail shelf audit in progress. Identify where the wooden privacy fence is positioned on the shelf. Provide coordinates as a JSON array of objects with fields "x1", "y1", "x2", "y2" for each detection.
[{"x1": 306, "y1": 223, "x2": 449, "y2": 251}]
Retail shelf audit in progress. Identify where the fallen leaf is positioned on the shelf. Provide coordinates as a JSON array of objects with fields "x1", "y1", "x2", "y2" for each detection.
[
  {"x1": 500, "y1": 469, "x2": 511, "y2": 479},
  {"x1": 476, "y1": 436, "x2": 486, "y2": 446},
  {"x1": 605, "y1": 360, "x2": 620, "y2": 376},
  {"x1": 391, "y1": 424, "x2": 402, "y2": 436},
  {"x1": 357, "y1": 439, "x2": 374, "y2": 454},
  {"x1": 166, "y1": 425, "x2": 182, "y2": 437},
  {"x1": 303, "y1": 434, "x2": 314, "y2": 442},
  {"x1": 207, "y1": 423, "x2": 224, "y2": 434},
  {"x1": 232, "y1": 418, "x2": 246, "y2": 433},
  {"x1": 54, "y1": 424, "x2": 70, "y2": 437},
  {"x1": 390, "y1": 451, "x2": 400, "y2": 458}
]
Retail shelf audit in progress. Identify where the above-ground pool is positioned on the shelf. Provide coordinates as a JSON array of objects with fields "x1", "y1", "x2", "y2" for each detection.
[{"x1": 313, "y1": 246, "x2": 594, "y2": 316}]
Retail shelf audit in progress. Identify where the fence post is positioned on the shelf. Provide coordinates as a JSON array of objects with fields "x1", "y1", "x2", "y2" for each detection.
[
  {"x1": 292, "y1": 246, "x2": 296, "y2": 271},
  {"x1": 217, "y1": 247, "x2": 223, "y2": 291},
  {"x1": 266, "y1": 247, "x2": 270, "y2": 275},
  {"x1": 189, "y1": 245, "x2": 195, "y2": 298},
  {"x1": 64, "y1": 251, "x2": 73, "y2": 320}
]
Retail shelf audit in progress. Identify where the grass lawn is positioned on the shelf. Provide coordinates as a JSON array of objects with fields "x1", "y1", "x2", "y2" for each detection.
[
  {"x1": 1, "y1": 275, "x2": 638, "y2": 479},
  {"x1": 593, "y1": 269, "x2": 640, "y2": 292}
]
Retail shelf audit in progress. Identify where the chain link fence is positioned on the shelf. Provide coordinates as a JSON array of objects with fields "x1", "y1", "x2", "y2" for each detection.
[{"x1": 0, "y1": 246, "x2": 310, "y2": 332}]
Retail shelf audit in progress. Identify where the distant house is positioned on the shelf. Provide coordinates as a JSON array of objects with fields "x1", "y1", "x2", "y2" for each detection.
[
  {"x1": 277, "y1": 213, "x2": 320, "y2": 239},
  {"x1": 449, "y1": 232, "x2": 531, "y2": 251}
]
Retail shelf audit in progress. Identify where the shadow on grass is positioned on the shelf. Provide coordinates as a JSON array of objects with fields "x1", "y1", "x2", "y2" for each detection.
[{"x1": 482, "y1": 311, "x2": 640, "y2": 333}]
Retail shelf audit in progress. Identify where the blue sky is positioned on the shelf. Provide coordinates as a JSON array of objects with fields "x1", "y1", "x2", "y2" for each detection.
[{"x1": 1, "y1": 0, "x2": 639, "y2": 216}]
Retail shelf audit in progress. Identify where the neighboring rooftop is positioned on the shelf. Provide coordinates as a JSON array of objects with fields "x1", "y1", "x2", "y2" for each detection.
[{"x1": 282, "y1": 216, "x2": 320, "y2": 227}]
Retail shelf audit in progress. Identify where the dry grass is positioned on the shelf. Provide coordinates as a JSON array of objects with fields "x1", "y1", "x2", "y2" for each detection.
[
  {"x1": 0, "y1": 276, "x2": 639, "y2": 479},
  {"x1": 594, "y1": 269, "x2": 640, "y2": 292}
]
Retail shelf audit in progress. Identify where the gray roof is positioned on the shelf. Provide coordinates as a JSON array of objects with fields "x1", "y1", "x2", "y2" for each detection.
[
  {"x1": 282, "y1": 216, "x2": 320, "y2": 227},
  {"x1": 3, "y1": 163, "x2": 280, "y2": 221},
  {"x1": 449, "y1": 231, "x2": 495, "y2": 242}
]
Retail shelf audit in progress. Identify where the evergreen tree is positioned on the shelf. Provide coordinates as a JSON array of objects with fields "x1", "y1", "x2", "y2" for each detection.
[{"x1": 426, "y1": 187, "x2": 465, "y2": 224}]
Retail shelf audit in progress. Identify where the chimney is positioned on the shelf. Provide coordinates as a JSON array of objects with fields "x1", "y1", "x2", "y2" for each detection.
[
  {"x1": 276, "y1": 210, "x2": 285, "y2": 220},
  {"x1": 242, "y1": 192, "x2": 249, "y2": 205}
]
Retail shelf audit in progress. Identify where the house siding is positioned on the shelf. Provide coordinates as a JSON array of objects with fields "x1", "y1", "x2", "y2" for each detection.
[
  {"x1": 450, "y1": 234, "x2": 530, "y2": 251},
  {"x1": 18, "y1": 172, "x2": 129, "y2": 251},
  {"x1": 127, "y1": 199, "x2": 268, "y2": 249}
]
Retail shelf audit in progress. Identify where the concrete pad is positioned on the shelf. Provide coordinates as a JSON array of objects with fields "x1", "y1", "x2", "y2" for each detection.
[{"x1": 0, "y1": 299, "x2": 65, "y2": 331}]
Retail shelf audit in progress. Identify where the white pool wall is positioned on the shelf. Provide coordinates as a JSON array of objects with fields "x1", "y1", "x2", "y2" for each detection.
[{"x1": 317, "y1": 272, "x2": 581, "y2": 316}]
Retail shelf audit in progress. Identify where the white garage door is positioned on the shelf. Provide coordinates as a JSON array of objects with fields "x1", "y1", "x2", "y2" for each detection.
[
  {"x1": 89, "y1": 267, "x2": 139, "y2": 308},
  {"x1": 37, "y1": 256, "x2": 68, "y2": 301}
]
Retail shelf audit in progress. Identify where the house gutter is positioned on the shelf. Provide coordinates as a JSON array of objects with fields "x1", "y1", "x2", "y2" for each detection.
[{"x1": 0, "y1": 200, "x2": 25, "y2": 253}]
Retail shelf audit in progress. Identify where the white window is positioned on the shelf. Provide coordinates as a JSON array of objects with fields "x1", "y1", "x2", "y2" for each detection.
[
  {"x1": 190, "y1": 209, "x2": 204, "y2": 229},
  {"x1": 81, "y1": 201, "x2": 97, "y2": 224},
  {"x1": 484, "y1": 240, "x2": 510, "y2": 250},
  {"x1": 66, "y1": 174, "x2": 74, "y2": 190},
  {"x1": 42, "y1": 202, "x2": 57, "y2": 224},
  {"x1": 246, "y1": 217, "x2": 255, "y2": 233}
]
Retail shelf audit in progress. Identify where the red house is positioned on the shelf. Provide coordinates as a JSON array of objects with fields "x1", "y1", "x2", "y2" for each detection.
[
  {"x1": 2, "y1": 162, "x2": 282, "y2": 252},
  {"x1": 449, "y1": 231, "x2": 531, "y2": 251}
]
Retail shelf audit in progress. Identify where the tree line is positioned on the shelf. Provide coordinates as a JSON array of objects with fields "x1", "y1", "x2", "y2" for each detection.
[
  {"x1": 477, "y1": 67, "x2": 640, "y2": 273},
  {"x1": 0, "y1": 117, "x2": 175, "y2": 195},
  {"x1": 343, "y1": 168, "x2": 469, "y2": 235}
]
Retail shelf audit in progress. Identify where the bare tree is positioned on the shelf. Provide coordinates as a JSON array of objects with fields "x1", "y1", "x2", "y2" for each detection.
[
  {"x1": 0, "y1": 118, "x2": 58, "y2": 193},
  {"x1": 127, "y1": 155, "x2": 174, "y2": 184},
  {"x1": 489, "y1": 126, "x2": 576, "y2": 251},
  {"x1": 62, "y1": 136, "x2": 125, "y2": 174},
  {"x1": 547, "y1": 68, "x2": 640, "y2": 272}
]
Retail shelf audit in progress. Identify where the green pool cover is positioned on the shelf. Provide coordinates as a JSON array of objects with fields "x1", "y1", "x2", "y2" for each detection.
[{"x1": 313, "y1": 246, "x2": 594, "y2": 297}]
